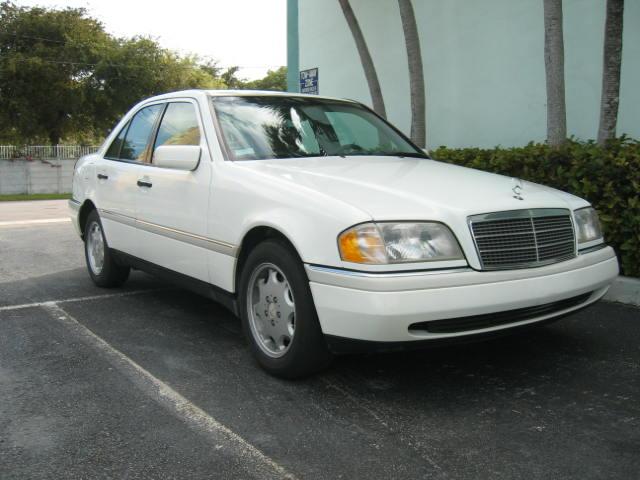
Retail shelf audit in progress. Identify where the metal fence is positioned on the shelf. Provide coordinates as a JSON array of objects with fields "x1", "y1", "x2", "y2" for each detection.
[{"x1": 0, "y1": 145, "x2": 100, "y2": 160}]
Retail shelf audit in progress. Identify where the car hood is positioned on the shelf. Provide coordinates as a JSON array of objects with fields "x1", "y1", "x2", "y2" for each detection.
[{"x1": 237, "y1": 156, "x2": 588, "y2": 221}]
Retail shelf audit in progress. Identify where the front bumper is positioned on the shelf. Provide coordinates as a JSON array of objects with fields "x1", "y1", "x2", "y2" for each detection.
[{"x1": 307, "y1": 246, "x2": 618, "y2": 345}]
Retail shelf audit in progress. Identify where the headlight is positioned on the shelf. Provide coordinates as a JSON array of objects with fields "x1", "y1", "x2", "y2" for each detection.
[
  {"x1": 338, "y1": 222, "x2": 464, "y2": 264},
  {"x1": 574, "y1": 207, "x2": 603, "y2": 244}
]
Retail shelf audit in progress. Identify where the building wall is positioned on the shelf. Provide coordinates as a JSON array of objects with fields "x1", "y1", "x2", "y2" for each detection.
[{"x1": 292, "y1": 0, "x2": 639, "y2": 149}]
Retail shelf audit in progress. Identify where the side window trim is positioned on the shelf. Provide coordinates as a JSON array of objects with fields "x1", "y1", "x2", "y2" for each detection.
[
  {"x1": 104, "y1": 121, "x2": 129, "y2": 160},
  {"x1": 117, "y1": 121, "x2": 132, "y2": 159},
  {"x1": 149, "y1": 102, "x2": 169, "y2": 162},
  {"x1": 144, "y1": 102, "x2": 168, "y2": 164}
]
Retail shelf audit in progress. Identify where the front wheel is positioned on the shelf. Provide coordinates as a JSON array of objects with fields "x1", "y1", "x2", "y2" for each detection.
[
  {"x1": 84, "y1": 210, "x2": 130, "y2": 288},
  {"x1": 239, "y1": 240, "x2": 332, "y2": 378}
]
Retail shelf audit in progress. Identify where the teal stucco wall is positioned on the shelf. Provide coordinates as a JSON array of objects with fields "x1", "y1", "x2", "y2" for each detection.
[
  {"x1": 290, "y1": 0, "x2": 639, "y2": 149},
  {"x1": 287, "y1": 0, "x2": 299, "y2": 93}
]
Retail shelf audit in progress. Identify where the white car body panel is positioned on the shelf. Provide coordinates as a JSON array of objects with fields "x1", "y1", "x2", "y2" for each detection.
[
  {"x1": 69, "y1": 89, "x2": 619, "y2": 345},
  {"x1": 135, "y1": 161, "x2": 212, "y2": 283},
  {"x1": 95, "y1": 160, "x2": 140, "y2": 255}
]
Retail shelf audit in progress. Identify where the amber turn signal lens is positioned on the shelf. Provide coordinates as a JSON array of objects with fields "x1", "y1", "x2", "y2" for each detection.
[
  {"x1": 339, "y1": 230, "x2": 365, "y2": 263},
  {"x1": 338, "y1": 224, "x2": 387, "y2": 264}
]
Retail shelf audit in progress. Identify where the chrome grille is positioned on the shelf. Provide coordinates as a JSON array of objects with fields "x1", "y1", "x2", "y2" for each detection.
[{"x1": 469, "y1": 209, "x2": 576, "y2": 270}]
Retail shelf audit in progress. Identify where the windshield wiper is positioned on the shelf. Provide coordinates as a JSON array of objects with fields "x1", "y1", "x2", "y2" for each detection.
[
  {"x1": 395, "y1": 152, "x2": 429, "y2": 159},
  {"x1": 339, "y1": 151, "x2": 428, "y2": 159}
]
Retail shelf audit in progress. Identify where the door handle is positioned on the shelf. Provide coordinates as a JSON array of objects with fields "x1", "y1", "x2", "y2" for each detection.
[
  {"x1": 137, "y1": 180, "x2": 153, "y2": 188},
  {"x1": 97, "y1": 173, "x2": 109, "y2": 180}
]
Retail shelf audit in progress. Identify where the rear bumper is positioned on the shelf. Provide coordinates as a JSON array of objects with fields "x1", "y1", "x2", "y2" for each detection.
[{"x1": 307, "y1": 247, "x2": 618, "y2": 345}]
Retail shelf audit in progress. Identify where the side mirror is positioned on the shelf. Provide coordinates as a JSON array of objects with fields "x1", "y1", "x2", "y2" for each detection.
[{"x1": 153, "y1": 145, "x2": 201, "y2": 170}]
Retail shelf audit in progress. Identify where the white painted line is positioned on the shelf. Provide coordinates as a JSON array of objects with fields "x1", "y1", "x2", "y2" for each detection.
[
  {"x1": 0, "y1": 289, "x2": 165, "y2": 312},
  {"x1": 41, "y1": 302, "x2": 296, "y2": 480},
  {"x1": 0, "y1": 217, "x2": 71, "y2": 227}
]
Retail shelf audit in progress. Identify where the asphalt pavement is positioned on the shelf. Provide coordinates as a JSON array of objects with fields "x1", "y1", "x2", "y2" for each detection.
[{"x1": 1, "y1": 200, "x2": 639, "y2": 479}]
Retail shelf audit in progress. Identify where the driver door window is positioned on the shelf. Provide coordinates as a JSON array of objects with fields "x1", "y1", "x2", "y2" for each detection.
[
  {"x1": 104, "y1": 104, "x2": 163, "y2": 163},
  {"x1": 152, "y1": 102, "x2": 201, "y2": 162}
]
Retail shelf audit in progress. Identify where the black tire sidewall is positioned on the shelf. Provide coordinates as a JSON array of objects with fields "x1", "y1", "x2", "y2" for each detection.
[
  {"x1": 239, "y1": 240, "x2": 331, "y2": 378},
  {"x1": 84, "y1": 210, "x2": 129, "y2": 287}
]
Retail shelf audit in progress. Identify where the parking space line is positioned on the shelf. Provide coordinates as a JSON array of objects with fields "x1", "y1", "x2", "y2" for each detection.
[
  {"x1": 41, "y1": 302, "x2": 296, "y2": 480},
  {"x1": 0, "y1": 218, "x2": 71, "y2": 227},
  {"x1": 0, "y1": 289, "x2": 166, "y2": 312}
]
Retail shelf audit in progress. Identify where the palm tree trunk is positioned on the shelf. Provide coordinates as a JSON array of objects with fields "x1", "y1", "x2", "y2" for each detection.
[
  {"x1": 597, "y1": 0, "x2": 624, "y2": 145},
  {"x1": 543, "y1": 0, "x2": 567, "y2": 146},
  {"x1": 398, "y1": 0, "x2": 426, "y2": 148},
  {"x1": 338, "y1": 0, "x2": 386, "y2": 118}
]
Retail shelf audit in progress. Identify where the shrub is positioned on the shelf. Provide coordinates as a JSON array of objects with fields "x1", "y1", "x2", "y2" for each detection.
[{"x1": 431, "y1": 137, "x2": 640, "y2": 277}]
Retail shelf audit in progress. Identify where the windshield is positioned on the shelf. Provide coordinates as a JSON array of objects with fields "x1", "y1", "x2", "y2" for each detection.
[{"x1": 211, "y1": 95, "x2": 426, "y2": 161}]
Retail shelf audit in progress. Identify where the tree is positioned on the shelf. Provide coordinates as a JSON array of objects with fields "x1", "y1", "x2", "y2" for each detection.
[
  {"x1": 210, "y1": 65, "x2": 287, "y2": 92},
  {"x1": 0, "y1": 2, "x2": 288, "y2": 144},
  {"x1": 0, "y1": 2, "x2": 111, "y2": 143},
  {"x1": 597, "y1": 0, "x2": 624, "y2": 145},
  {"x1": 246, "y1": 67, "x2": 287, "y2": 91},
  {"x1": 0, "y1": 2, "x2": 221, "y2": 144},
  {"x1": 88, "y1": 38, "x2": 224, "y2": 137},
  {"x1": 398, "y1": 0, "x2": 426, "y2": 148},
  {"x1": 338, "y1": 0, "x2": 386, "y2": 118},
  {"x1": 220, "y1": 66, "x2": 245, "y2": 89},
  {"x1": 543, "y1": 0, "x2": 567, "y2": 146}
]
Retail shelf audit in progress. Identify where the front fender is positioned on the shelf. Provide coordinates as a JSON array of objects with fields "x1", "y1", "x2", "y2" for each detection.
[
  {"x1": 72, "y1": 154, "x2": 99, "y2": 204},
  {"x1": 212, "y1": 164, "x2": 372, "y2": 268}
]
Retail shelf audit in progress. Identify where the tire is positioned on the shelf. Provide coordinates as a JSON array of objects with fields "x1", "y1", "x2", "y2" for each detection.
[
  {"x1": 84, "y1": 209, "x2": 130, "y2": 288},
  {"x1": 239, "y1": 240, "x2": 332, "y2": 378}
]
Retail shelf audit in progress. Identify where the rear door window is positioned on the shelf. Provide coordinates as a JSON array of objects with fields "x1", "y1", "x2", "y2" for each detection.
[{"x1": 105, "y1": 122, "x2": 128, "y2": 159}]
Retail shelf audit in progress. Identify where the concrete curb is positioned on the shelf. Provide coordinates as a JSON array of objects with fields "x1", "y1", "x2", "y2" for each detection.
[{"x1": 604, "y1": 276, "x2": 640, "y2": 307}]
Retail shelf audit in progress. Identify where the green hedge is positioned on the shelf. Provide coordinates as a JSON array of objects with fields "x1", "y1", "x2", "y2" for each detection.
[{"x1": 431, "y1": 137, "x2": 639, "y2": 277}]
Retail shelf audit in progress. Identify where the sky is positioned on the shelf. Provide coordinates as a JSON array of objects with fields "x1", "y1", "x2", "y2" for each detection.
[{"x1": 16, "y1": 0, "x2": 287, "y2": 80}]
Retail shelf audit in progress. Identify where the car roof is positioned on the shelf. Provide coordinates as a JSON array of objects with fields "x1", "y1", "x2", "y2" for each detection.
[{"x1": 140, "y1": 89, "x2": 356, "y2": 104}]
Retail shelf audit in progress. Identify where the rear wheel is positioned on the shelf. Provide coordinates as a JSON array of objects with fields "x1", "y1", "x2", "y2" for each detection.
[
  {"x1": 239, "y1": 240, "x2": 332, "y2": 378},
  {"x1": 84, "y1": 210, "x2": 130, "y2": 288}
]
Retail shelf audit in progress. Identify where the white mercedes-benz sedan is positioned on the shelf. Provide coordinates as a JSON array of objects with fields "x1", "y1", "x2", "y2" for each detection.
[{"x1": 69, "y1": 90, "x2": 619, "y2": 377}]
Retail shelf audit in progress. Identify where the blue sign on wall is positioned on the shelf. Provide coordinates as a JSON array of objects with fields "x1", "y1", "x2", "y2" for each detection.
[{"x1": 299, "y1": 68, "x2": 318, "y2": 95}]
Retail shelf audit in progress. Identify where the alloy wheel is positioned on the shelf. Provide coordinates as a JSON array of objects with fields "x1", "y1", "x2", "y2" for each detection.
[
  {"x1": 247, "y1": 263, "x2": 296, "y2": 358},
  {"x1": 87, "y1": 221, "x2": 105, "y2": 275}
]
